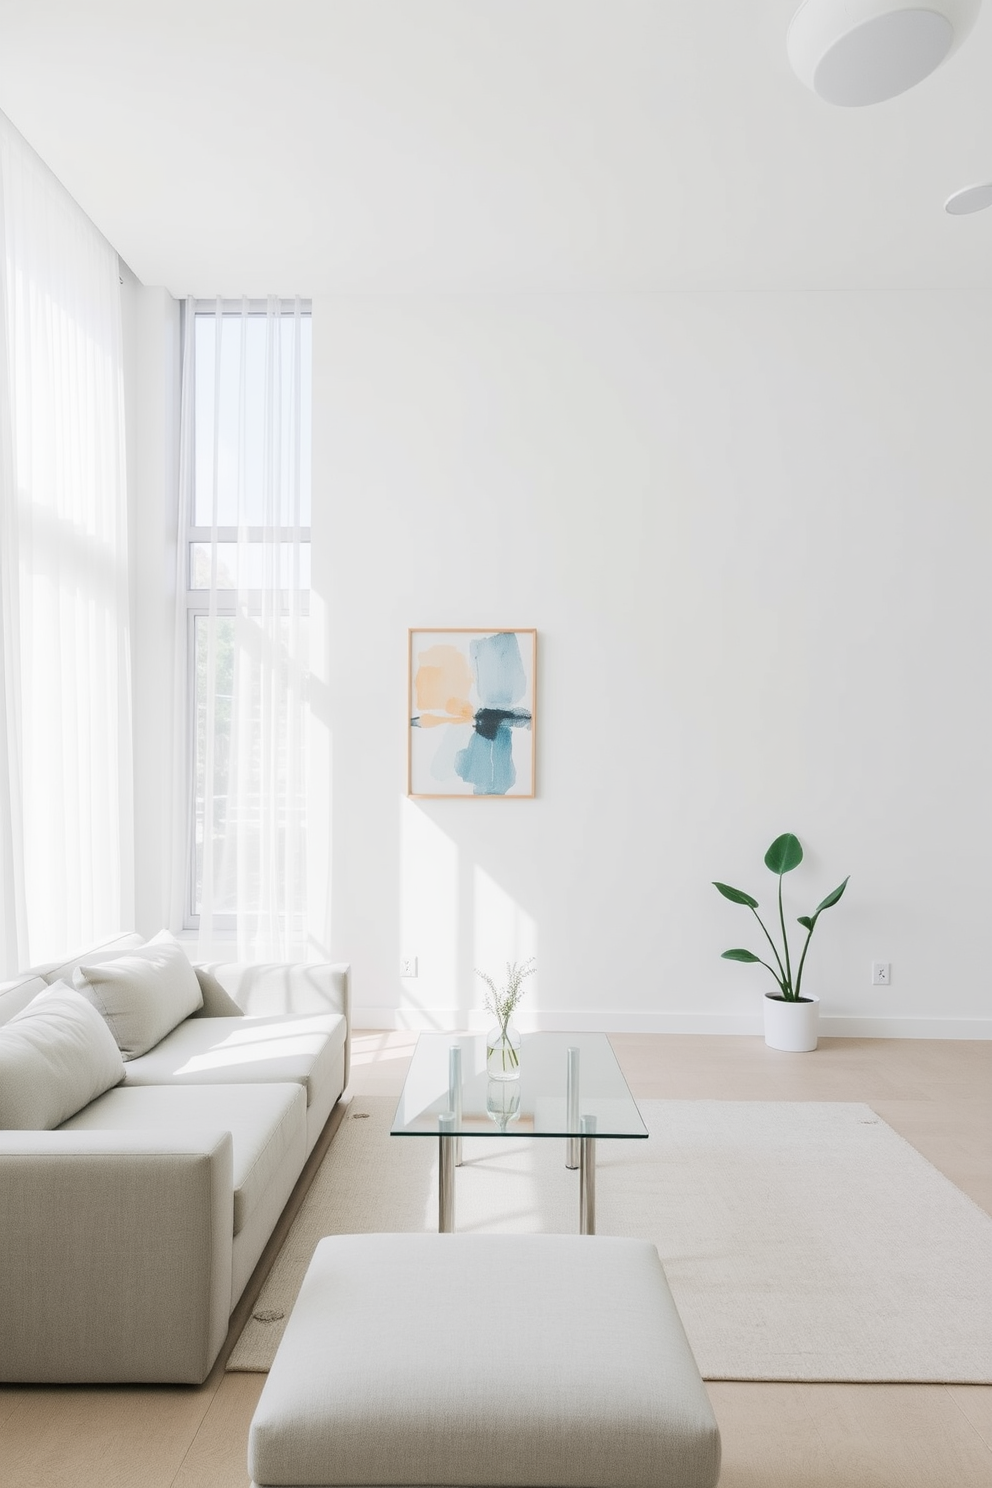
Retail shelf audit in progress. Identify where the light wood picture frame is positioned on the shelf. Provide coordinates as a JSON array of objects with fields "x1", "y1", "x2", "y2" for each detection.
[{"x1": 408, "y1": 628, "x2": 537, "y2": 798}]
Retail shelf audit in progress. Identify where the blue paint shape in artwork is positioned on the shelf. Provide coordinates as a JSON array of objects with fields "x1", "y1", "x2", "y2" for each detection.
[
  {"x1": 470, "y1": 632, "x2": 527, "y2": 709},
  {"x1": 448, "y1": 633, "x2": 533, "y2": 794},
  {"x1": 454, "y1": 708, "x2": 532, "y2": 795},
  {"x1": 430, "y1": 722, "x2": 472, "y2": 782}
]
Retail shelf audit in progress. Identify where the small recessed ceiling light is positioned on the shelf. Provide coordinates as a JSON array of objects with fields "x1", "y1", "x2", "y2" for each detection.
[
  {"x1": 788, "y1": 0, "x2": 983, "y2": 107},
  {"x1": 944, "y1": 182, "x2": 992, "y2": 214}
]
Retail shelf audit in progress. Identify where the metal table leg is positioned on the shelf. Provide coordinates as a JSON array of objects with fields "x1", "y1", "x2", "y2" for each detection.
[
  {"x1": 448, "y1": 1045, "x2": 463, "y2": 1168},
  {"x1": 439, "y1": 1111, "x2": 456, "y2": 1232},
  {"x1": 566, "y1": 1045, "x2": 580, "y2": 1169},
  {"x1": 579, "y1": 1113, "x2": 597, "y2": 1235}
]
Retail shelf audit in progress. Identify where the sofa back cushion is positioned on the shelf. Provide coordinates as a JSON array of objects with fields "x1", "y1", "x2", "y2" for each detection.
[
  {"x1": 39, "y1": 931, "x2": 145, "y2": 988},
  {"x1": 0, "y1": 982, "x2": 126, "y2": 1129},
  {"x1": 0, "y1": 974, "x2": 49, "y2": 1028},
  {"x1": 73, "y1": 932, "x2": 203, "y2": 1060},
  {"x1": 0, "y1": 930, "x2": 145, "y2": 1028}
]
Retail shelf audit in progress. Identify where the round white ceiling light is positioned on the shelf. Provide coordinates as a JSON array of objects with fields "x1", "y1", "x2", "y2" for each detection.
[
  {"x1": 944, "y1": 181, "x2": 992, "y2": 213},
  {"x1": 787, "y1": 1, "x2": 983, "y2": 106}
]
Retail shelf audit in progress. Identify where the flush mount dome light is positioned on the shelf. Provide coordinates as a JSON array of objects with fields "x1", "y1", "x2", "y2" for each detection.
[
  {"x1": 788, "y1": 0, "x2": 983, "y2": 106},
  {"x1": 944, "y1": 181, "x2": 992, "y2": 212}
]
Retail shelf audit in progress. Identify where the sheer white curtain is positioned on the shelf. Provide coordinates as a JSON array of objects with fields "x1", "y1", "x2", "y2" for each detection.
[
  {"x1": 177, "y1": 298, "x2": 310, "y2": 962},
  {"x1": 0, "y1": 115, "x2": 132, "y2": 976}
]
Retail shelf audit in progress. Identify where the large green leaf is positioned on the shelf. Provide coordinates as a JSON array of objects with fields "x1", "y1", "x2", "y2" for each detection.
[
  {"x1": 764, "y1": 833, "x2": 803, "y2": 875},
  {"x1": 813, "y1": 876, "x2": 850, "y2": 915},
  {"x1": 713, "y1": 881, "x2": 758, "y2": 909},
  {"x1": 721, "y1": 948, "x2": 761, "y2": 962}
]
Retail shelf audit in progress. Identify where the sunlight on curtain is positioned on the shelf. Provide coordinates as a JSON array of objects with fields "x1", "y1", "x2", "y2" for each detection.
[
  {"x1": 178, "y1": 298, "x2": 310, "y2": 962},
  {"x1": 0, "y1": 115, "x2": 132, "y2": 975}
]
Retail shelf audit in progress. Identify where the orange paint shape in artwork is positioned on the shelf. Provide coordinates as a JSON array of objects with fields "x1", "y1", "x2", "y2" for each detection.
[
  {"x1": 415, "y1": 645, "x2": 474, "y2": 722},
  {"x1": 417, "y1": 704, "x2": 473, "y2": 727}
]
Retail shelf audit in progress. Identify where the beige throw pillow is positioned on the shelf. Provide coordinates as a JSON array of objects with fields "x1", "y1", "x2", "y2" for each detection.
[
  {"x1": 0, "y1": 982, "x2": 126, "y2": 1129},
  {"x1": 73, "y1": 931, "x2": 203, "y2": 1060}
]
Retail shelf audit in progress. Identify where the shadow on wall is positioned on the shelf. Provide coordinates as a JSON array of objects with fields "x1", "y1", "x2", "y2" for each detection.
[
  {"x1": 194, "y1": 961, "x2": 350, "y2": 1020},
  {"x1": 399, "y1": 795, "x2": 538, "y2": 1028}
]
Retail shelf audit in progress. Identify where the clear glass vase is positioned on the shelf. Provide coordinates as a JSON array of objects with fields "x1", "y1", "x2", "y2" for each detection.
[
  {"x1": 486, "y1": 1078, "x2": 521, "y2": 1130},
  {"x1": 486, "y1": 1022, "x2": 521, "y2": 1081}
]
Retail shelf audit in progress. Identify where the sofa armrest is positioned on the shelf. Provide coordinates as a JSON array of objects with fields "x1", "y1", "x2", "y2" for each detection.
[
  {"x1": 0, "y1": 1129, "x2": 234, "y2": 1384},
  {"x1": 193, "y1": 960, "x2": 351, "y2": 1086}
]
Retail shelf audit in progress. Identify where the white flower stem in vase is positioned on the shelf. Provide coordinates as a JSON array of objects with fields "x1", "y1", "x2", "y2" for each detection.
[
  {"x1": 486, "y1": 1018, "x2": 522, "y2": 1080},
  {"x1": 477, "y1": 958, "x2": 535, "y2": 1086}
]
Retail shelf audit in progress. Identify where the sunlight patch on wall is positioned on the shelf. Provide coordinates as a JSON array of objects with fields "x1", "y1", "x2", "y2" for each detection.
[
  {"x1": 399, "y1": 796, "x2": 459, "y2": 1022},
  {"x1": 473, "y1": 865, "x2": 538, "y2": 1028}
]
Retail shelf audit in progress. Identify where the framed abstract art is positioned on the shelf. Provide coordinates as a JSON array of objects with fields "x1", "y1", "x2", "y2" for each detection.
[{"x1": 408, "y1": 628, "x2": 537, "y2": 798}]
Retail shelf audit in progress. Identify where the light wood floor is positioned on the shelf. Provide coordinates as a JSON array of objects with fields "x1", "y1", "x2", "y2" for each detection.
[{"x1": 2, "y1": 1032, "x2": 991, "y2": 1488}]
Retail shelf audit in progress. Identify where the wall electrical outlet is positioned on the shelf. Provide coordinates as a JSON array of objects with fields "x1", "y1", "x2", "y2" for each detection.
[
  {"x1": 871, "y1": 961, "x2": 891, "y2": 986},
  {"x1": 400, "y1": 956, "x2": 418, "y2": 978}
]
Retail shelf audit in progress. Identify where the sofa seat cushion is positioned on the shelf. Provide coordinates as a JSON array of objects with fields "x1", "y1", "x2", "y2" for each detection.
[
  {"x1": 60, "y1": 1082, "x2": 306, "y2": 1237},
  {"x1": 123, "y1": 1012, "x2": 347, "y2": 1111},
  {"x1": 0, "y1": 983, "x2": 126, "y2": 1129}
]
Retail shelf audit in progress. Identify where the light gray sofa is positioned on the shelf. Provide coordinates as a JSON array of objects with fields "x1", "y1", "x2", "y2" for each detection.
[{"x1": 0, "y1": 931, "x2": 350, "y2": 1386}]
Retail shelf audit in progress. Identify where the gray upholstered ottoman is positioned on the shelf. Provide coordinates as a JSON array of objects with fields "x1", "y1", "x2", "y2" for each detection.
[{"x1": 247, "y1": 1232, "x2": 720, "y2": 1488}]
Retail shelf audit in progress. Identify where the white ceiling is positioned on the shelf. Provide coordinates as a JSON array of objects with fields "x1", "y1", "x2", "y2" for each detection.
[{"x1": 0, "y1": 0, "x2": 990, "y2": 296}]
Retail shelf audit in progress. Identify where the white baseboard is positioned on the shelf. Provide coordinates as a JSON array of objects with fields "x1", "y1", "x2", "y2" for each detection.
[
  {"x1": 353, "y1": 1006, "x2": 992, "y2": 1040},
  {"x1": 819, "y1": 1015, "x2": 992, "y2": 1039}
]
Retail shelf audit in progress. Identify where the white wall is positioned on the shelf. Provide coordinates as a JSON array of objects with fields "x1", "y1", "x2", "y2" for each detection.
[{"x1": 313, "y1": 291, "x2": 992, "y2": 1036}]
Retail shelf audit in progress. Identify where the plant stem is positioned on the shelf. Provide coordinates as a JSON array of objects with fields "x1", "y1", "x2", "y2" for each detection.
[
  {"x1": 749, "y1": 906, "x2": 788, "y2": 991},
  {"x1": 752, "y1": 955, "x2": 785, "y2": 984},
  {"x1": 794, "y1": 920, "x2": 816, "y2": 999},
  {"x1": 490, "y1": 1021, "x2": 519, "y2": 1070},
  {"x1": 777, "y1": 874, "x2": 794, "y2": 998}
]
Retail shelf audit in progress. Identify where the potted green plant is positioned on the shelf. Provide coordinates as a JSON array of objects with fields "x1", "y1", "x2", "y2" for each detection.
[{"x1": 713, "y1": 832, "x2": 849, "y2": 1051}]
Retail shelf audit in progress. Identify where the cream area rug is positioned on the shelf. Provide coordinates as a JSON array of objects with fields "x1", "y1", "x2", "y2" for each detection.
[{"x1": 228, "y1": 1097, "x2": 992, "y2": 1382}]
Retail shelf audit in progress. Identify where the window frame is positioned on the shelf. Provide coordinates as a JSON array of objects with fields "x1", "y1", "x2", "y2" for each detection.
[{"x1": 183, "y1": 299, "x2": 312, "y2": 932}]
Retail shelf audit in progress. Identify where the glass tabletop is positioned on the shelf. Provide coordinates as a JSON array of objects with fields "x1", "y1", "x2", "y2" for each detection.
[{"x1": 391, "y1": 1031, "x2": 648, "y2": 1139}]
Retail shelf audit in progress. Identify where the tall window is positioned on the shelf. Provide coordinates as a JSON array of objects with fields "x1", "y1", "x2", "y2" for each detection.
[{"x1": 179, "y1": 298, "x2": 311, "y2": 960}]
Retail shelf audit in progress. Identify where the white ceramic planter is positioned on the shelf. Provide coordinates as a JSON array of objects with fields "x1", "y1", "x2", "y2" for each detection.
[{"x1": 763, "y1": 993, "x2": 819, "y2": 1052}]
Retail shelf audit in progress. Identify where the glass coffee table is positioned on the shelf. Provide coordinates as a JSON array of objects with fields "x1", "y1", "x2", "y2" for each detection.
[{"x1": 391, "y1": 1031, "x2": 648, "y2": 1234}]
